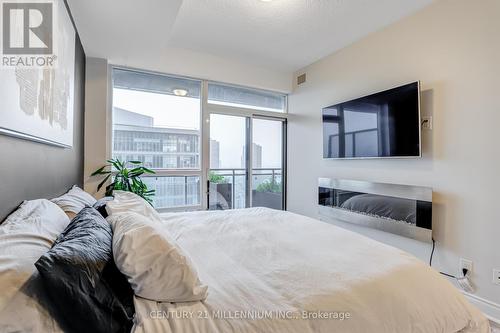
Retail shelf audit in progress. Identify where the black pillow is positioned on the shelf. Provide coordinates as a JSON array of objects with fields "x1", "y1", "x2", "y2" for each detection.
[
  {"x1": 35, "y1": 207, "x2": 134, "y2": 333},
  {"x1": 93, "y1": 196, "x2": 114, "y2": 218}
]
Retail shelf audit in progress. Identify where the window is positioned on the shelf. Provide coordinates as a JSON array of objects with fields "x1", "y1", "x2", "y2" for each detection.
[
  {"x1": 112, "y1": 68, "x2": 202, "y2": 209},
  {"x1": 111, "y1": 67, "x2": 287, "y2": 212},
  {"x1": 208, "y1": 83, "x2": 286, "y2": 113},
  {"x1": 142, "y1": 176, "x2": 201, "y2": 209}
]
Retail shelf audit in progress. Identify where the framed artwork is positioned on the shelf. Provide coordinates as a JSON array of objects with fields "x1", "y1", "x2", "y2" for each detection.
[{"x1": 0, "y1": 0, "x2": 76, "y2": 147}]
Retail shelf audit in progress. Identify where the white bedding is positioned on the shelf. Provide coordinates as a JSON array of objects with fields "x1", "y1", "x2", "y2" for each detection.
[
  {"x1": 0, "y1": 199, "x2": 68, "y2": 333},
  {"x1": 132, "y1": 208, "x2": 489, "y2": 333}
]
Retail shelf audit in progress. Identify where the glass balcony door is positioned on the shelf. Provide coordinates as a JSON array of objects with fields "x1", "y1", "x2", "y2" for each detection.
[
  {"x1": 251, "y1": 118, "x2": 285, "y2": 210},
  {"x1": 208, "y1": 114, "x2": 286, "y2": 210},
  {"x1": 208, "y1": 114, "x2": 249, "y2": 210}
]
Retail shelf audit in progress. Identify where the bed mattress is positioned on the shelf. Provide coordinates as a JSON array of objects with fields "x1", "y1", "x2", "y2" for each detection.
[{"x1": 132, "y1": 207, "x2": 489, "y2": 333}]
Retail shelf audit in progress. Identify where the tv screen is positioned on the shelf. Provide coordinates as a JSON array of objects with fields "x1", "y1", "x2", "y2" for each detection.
[{"x1": 322, "y1": 82, "x2": 420, "y2": 159}]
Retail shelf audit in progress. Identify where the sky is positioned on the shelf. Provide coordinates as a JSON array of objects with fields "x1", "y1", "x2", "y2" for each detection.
[
  {"x1": 113, "y1": 88, "x2": 282, "y2": 169},
  {"x1": 113, "y1": 88, "x2": 200, "y2": 130}
]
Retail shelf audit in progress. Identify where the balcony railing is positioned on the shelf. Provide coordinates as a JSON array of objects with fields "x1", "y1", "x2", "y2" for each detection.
[
  {"x1": 209, "y1": 168, "x2": 283, "y2": 210},
  {"x1": 139, "y1": 168, "x2": 283, "y2": 210},
  {"x1": 142, "y1": 175, "x2": 201, "y2": 209}
]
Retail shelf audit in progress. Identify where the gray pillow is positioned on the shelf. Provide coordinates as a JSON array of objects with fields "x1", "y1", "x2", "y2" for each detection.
[{"x1": 35, "y1": 207, "x2": 134, "y2": 333}]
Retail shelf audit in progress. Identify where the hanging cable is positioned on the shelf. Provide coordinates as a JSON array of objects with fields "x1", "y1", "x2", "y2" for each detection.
[
  {"x1": 429, "y1": 238, "x2": 436, "y2": 266},
  {"x1": 429, "y1": 238, "x2": 466, "y2": 279}
]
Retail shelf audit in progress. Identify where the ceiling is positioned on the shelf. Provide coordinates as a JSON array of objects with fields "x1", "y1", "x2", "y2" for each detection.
[{"x1": 67, "y1": 0, "x2": 434, "y2": 89}]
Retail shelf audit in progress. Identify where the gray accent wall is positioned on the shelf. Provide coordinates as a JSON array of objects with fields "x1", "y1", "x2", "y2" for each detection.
[{"x1": 0, "y1": 35, "x2": 85, "y2": 221}]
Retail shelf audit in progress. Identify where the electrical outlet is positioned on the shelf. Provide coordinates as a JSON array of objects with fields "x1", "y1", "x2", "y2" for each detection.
[
  {"x1": 459, "y1": 258, "x2": 473, "y2": 276},
  {"x1": 493, "y1": 269, "x2": 500, "y2": 286},
  {"x1": 421, "y1": 116, "x2": 433, "y2": 130}
]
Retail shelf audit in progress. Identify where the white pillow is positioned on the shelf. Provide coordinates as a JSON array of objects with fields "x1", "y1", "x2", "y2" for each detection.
[
  {"x1": 0, "y1": 199, "x2": 70, "y2": 311},
  {"x1": 51, "y1": 185, "x2": 96, "y2": 215},
  {"x1": 106, "y1": 191, "x2": 161, "y2": 223},
  {"x1": 108, "y1": 212, "x2": 208, "y2": 302}
]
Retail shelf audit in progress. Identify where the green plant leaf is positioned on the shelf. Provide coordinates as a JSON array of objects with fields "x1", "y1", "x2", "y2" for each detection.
[
  {"x1": 142, "y1": 167, "x2": 156, "y2": 174},
  {"x1": 110, "y1": 160, "x2": 122, "y2": 171},
  {"x1": 256, "y1": 179, "x2": 282, "y2": 193},
  {"x1": 105, "y1": 182, "x2": 115, "y2": 196},
  {"x1": 129, "y1": 171, "x2": 144, "y2": 178},
  {"x1": 93, "y1": 158, "x2": 156, "y2": 203},
  {"x1": 91, "y1": 166, "x2": 107, "y2": 176},
  {"x1": 97, "y1": 174, "x2": 111, "y2": 192},
  {"x1": 209, "y1": 172, "x2": 226, "y2": 184}
]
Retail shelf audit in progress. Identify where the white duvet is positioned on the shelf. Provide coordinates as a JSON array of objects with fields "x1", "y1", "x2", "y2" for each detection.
[{"x1": 132, "y1": 208, "x2": 489, "y2": 333}]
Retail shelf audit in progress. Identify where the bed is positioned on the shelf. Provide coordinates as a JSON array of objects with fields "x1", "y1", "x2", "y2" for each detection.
[
  {"x1": 0, "y1": 192, "x2": 490, "y2": 333},
  {"x1": 131, "y1": 207, "x2": 488, "y2": 333}
]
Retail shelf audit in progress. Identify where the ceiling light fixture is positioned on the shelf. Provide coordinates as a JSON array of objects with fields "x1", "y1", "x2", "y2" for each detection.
[{"x1": 173, "y1": 88, "x2": 188, "y2": 97}]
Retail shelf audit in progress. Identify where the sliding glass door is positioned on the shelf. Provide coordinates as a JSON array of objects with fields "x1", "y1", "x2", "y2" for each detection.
[
  {"x1": 208, "y1": 114, "x2": 286, "y2": 210},
  {"x1": 251, "y1": 118, "x2": 285, "y2": 210},
  {"x1": 208, "y1": 114, "x2": 248, "y2": 210}
]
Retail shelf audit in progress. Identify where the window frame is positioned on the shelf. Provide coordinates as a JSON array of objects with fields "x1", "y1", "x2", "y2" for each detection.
[
  {"x1": 110, "y1": 66, "x2": 288, "y2": 212},
  {"x1": 207, "y1": 81, "x2": 287, "y2": 114}
]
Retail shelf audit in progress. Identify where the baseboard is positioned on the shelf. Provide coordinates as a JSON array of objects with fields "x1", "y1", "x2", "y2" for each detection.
[{"x1": 462, "y1": 292, "x2": 500, "y2": 324}]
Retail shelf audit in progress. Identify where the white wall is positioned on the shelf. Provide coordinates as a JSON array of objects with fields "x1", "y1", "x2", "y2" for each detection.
[
  {"x1": 107, "y1": 47, "x2": 293, "y2": 94},
  {"x1": 287, "y1": 0, "x2": 500, "y2": 314},
  {"x1": 84, "y1": 58, "x2": 112, "y2": 197}
]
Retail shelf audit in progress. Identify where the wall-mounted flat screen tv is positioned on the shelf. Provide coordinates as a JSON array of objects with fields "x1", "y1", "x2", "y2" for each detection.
[{"x1": 323, "y1": 82, "x2": 421, "y2": 159}]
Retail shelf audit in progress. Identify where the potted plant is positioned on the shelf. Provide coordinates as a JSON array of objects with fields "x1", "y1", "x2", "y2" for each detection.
[
  {"x1": 253, "y1": 179, "x2": 282, "y2": 210},
  {"x1": 208, "y1": 171, "x2": 232, "y2": 210},
  {"x1": 208, "y1": 172, "x2": 226, "y2": 184},
  {"x1": 91, "y1": 158, "x2": 156, "y2": 205}
]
